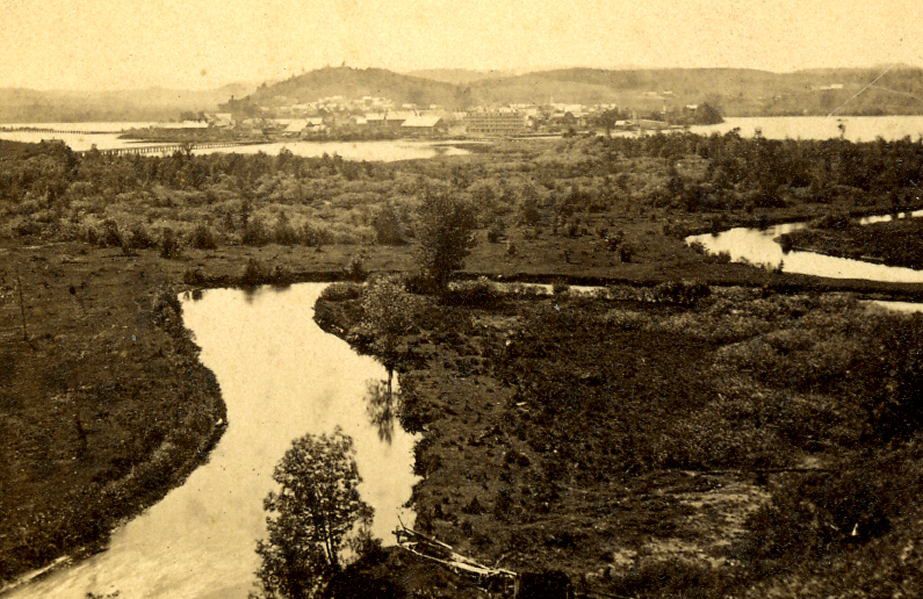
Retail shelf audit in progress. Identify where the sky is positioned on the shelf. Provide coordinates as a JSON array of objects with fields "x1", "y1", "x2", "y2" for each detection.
[{"x1": 2, "y1": 0, "x2": 922, "y2": 91}]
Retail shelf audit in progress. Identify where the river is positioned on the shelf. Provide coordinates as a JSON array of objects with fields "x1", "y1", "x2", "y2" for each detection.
[
  {"x1": 9, "y1": 284, "x2": 418, "y2": 598},
  {"x1": 686, "y1": 210, "x2": 923, "y2": 284}
]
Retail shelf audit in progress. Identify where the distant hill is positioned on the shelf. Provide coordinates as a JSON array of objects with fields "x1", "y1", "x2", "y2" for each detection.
[
  {"x1": 466, "y1": 67, "x2": 923, "y2": 116},
  {"x1": 230, "y1": 65, "x2": 923, "y2": 117},
  {"x1": 406, "y1": 68, "x2": 524, "y2": 85},
  {"x1": 235, "y1": 67, "x2": 466, "y2": 109},
  {"x1": 0, "y1": 83, "x2": 257, "y2": 123}
]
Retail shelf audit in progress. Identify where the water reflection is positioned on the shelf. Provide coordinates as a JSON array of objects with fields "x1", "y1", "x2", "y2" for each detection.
[{"x1": 364, "y1": 379, "x2": 400, "y2": 444}]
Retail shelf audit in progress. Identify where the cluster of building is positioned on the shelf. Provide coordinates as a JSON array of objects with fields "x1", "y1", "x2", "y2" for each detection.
[{"x1": 200, "y1": 96, "x2": 709, "y2": 139}]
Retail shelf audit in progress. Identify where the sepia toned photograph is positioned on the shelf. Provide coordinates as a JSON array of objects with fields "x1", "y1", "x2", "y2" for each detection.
[{"x1": 1, "y1": 1, "x2": 922, "y2": 597}]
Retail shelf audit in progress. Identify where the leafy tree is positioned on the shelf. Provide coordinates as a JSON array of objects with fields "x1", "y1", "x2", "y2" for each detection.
[
  {"x1": 254, "y1": 428, "x2": 372, "y2": 599},
  {"x1": 414, "y1": 189, "x2": 477, "y2": 291},
  {"x1": 360, "y1": 276, "x2": 419, "y2": 392},
  {"x1": 592, "y1": 108, "x2": 621, "y2": 137}
]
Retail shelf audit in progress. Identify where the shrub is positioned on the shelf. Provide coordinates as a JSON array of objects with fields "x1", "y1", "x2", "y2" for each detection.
[
  {"x1": 813, "y1": 212, "x2": 851, "y2": 230},
  {"x1": 269, "y1": 263, "x2": 293, "y2": 286},
  {"x1": 487, "y1": 220, "x2": 506, "y2": 243},
  {"x1": 444, "y1": 277, "x2": 501, "y2": 307},
  {"x1": 371, "y1": 202, "x2": 405, "y2": 245},
  {"x1": 609, "y1": 558, "x2": 726, "y2": 598},
  {"x1": 240, "y1": 258, "x2": 268, "y2": 287},
  {"x1": 151, "y1": 286, "x2": 183, "y2": 333},
  {"x1": 127, "y1": 222, "x2": 156, "y2": 249},
  {"x1": 183, "y1": 267, "x2": 207, "y2": 286},
  {"x1": 552, "y1": 281, "x2": 570, "y2": 296},
  {"x1": 307, "y1": 222, "x2": 337, "y2": 247},
  {"x1": 242, "y1": 217, "x2": 270, "y2": 246},
  {"x1": 650, "y1": 280, "x2": 711, "y2": 306},
  {"x1": 342, "y1": 252, "x2": 368, "y2": 281},
  {"x1": 188, "y1": 223, "x2": 218, "y2": 250},
  {"x1": 272, "y1": 213, "x2": 298, "y2": 245},
  {"x1": 159, "y1": 227, "x2": 182, "y2": 259},
  {"x1": 319, "y1": 282, "x2": 363, "y2": 302},
  {"x1": 99, "y1": 218, "x2": 123, "y2": 247},
  {"x1": 742, "y1": 466, "x2": 894, "y2": 562}
]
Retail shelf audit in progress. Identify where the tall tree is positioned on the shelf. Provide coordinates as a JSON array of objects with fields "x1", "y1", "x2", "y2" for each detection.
[
  {"x1": 254, "y1": 428, "x2": 372, "y2": 599},
  {"x1": 414, "y1": 189, "x2": 478, "y2": 291},
  {"x1": 360, "y1": 276, "x2": 419, "y2": 394}
]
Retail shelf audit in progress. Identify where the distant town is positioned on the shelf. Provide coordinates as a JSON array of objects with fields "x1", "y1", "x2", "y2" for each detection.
[{"x1": 137, "y1": 93, "x2": 724, "y2": 141}]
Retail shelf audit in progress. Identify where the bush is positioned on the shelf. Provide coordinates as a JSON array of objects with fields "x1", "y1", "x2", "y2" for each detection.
[
  {"x1": 371, "y1": 202, "x2": 405, "y2": 245},
  {"x1": 608, "y1": 558, "x2": 726, "y2": 598},
  {"x1": 342, "y1": 252, "x2": 368, "y2": 281},
  {"x1": 300, "y1": 221, "x2": 332, "y2": 247},
  {"x1": 272, "y1": 213, "x2": 298, "y2": 245},
  {"x1": 444, "y1": 277, "x2": 501, "y2": 307},
  {"x1": 183, "y1": 267, "x2": 207, "y2": 286},
  {"x1": 742, "y1": 466, "x2": 894, "y2": 563},
  {"x1": 240, "y1": 258, "x2": 268, "y2": 287},
  {"x1": 551, "y1": 281, "x2": 570, "y2": 296},
  {"x1": 813, "y1": 212, "x2": 851, "y2": 230},
  {"x1": 319, "y1": 282, "x2": 363, "y2": 302},
  {"x1": 188, "y1": 223, "x2": 218, "y2": 250},
  {"x1": 99, "y1": 218, "x2": 123, "y2": 247},
  {"x1": 239, "y1": 258, "x2": 293, "y2": 287},
  {"x1": 650, "y1": 280, "x2": 711, "y2": 306},
  {"x1": 159, "y1": 227, "x2": 182, "y2": 259},
  {"x1": 127, "y1": 222, "x2": 156, "y2": 249},
  {"x1": 487, "y1": 220, "x2": 506, "y2": 243},
  {"x1": 242, "y1": 217, "x2": 270, "y2": 246}
]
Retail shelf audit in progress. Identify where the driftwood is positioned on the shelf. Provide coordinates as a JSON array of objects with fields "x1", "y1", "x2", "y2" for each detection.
[{"x1": 393, "y1": 521, "x2": 519, "y2": 595}]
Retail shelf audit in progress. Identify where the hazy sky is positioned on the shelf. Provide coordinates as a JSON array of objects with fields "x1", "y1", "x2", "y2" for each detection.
[{"x1": 2, "y1": 0, "x2": 922, "y2": 90}]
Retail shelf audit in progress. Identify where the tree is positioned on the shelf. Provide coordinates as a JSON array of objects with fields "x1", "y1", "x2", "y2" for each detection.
[
  {"x1": 593, "y1": 108, "x2": 621, "y2": 137},
  {"x1": 360, "y1": 276, "x2": 419, "y2": 393},
  {"x1": 414, "y1": 189, "x2": 478, "y2": 291},
  {"x1": 254, "y1": 428, "x2": 372, "y2": 599}
]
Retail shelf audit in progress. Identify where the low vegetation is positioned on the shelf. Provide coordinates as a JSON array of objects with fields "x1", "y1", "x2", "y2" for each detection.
[
  {"x1": 786, "y1": 215, "x2": 923, "y2": 269},
  {"x1": 317, "y1": 283, "x2": 923, "y2": 597}
]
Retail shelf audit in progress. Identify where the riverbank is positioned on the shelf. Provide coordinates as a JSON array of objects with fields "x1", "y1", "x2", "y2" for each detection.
[
  {"x1": 784, "y1": 218, "x2": 923, "y2": 271},
  {"x1": 0, "y1": 243, "x2": 226, "y2": 586},
  {"x1": 315, "y1": 281, "x2": 923, "y2": 597}
]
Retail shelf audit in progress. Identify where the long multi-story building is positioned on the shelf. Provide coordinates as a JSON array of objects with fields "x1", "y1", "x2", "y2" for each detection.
[{"x1": 464, "y1": 110, "x2": 527, "y2": 137}]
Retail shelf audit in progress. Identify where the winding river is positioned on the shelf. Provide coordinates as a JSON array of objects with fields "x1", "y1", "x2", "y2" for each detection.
[
  {"x1": 10, "y1": 284, "x2": 418, "y2": 598},
  {"x1": 686, "y1": 210, "x2": 923, "y2": 284}
]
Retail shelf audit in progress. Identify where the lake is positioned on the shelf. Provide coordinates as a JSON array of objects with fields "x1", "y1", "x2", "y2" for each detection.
[
  {"x1": 4, "y1": 115, "x2": 923, "y2": 158},
  {"x1": 689, "y1": 115, "x2": 923, "y2": 142},
  {"x1": 10, "y1": 283, "x2": 418, "y2": 598}
]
